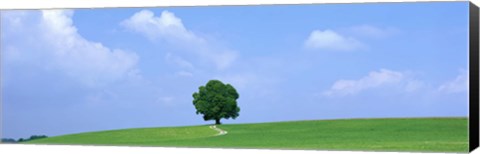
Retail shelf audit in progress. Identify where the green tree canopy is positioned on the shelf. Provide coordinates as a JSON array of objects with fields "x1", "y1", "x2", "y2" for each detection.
[{"x1": 192, "y1": 80, "x2": 240, "y2": 125}]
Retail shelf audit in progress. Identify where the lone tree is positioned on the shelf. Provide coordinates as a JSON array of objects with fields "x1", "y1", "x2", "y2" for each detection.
[{"x1": 192, "y1": 80, "x2": 240, "y2": 125}]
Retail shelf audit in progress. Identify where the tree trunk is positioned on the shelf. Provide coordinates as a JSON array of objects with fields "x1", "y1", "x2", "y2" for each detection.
[{"x1": 215, "y1": 118, "x2": 221, "y2": 125}]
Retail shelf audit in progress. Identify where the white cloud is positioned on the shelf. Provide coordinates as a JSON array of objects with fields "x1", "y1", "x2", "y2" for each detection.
[
  {"x1": 405, "y1": 80, "x2": 425, "y2": 92},
  {"x1": 323, "y1": 69, "x2": 407, "y2": 96},
  {"x1": 324, "y1": 69, "x2": 469, "y2": 97},
  {"x1": 121, "y1": 10, "x2": 202, "y2": 43},
  {"x1": 438, "y1": 70, "x2": 468, "y2": 93},
  {"x1": 304, "y1": 29, "x2": 365, "y2": 51},
  {"x1": 2, "y1": 10, "x2": 139, "y2": 87},
  {"x1": 122, "y1": 10, "x2": 237, "y2": 70}
]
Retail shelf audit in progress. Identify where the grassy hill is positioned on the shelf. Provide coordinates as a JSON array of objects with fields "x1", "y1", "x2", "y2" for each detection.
[{"x1": 27, "y1": 117, "x2": 468, "y2": 152}]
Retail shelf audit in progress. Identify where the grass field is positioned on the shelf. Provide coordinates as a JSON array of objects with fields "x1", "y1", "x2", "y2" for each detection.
[{"x1": 27, "y1": 117, "x2": 468, "y2": 152}]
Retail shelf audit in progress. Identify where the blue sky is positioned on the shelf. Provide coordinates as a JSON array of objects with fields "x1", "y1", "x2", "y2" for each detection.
[{"x1": 1, "y1": 2, "x2": 470, "y2": 139}]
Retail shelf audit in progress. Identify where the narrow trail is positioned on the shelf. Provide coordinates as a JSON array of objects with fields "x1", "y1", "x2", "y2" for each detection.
[{"x1": 209, "y1": 125, "x2": 228, "y2": 136}]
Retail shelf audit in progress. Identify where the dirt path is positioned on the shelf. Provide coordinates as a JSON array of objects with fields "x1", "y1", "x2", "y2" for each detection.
[{"x1": 209, "y1": 125, "x2": 227, "y2": 136}]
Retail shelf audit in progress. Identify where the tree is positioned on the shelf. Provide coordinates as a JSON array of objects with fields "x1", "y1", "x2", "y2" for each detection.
[
  {"x1": 15, "y1": 135, "x2": 48, "y2": 143},
  {"x1": 1, "y1": 138, "x2": 16, "y2": 143},
  {"x1": 28, "y1": 135, "x2": 48, "y2": 140},
  {"x1": 192, "y1": 80, "x2": 240, "y2": 125}
]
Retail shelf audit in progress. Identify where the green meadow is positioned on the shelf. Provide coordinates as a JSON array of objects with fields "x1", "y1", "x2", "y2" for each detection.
[{"x1": 27, "y1": 117, "x2": 468, "y2": 152}]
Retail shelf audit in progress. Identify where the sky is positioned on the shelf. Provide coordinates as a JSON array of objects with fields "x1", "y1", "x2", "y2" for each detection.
[{"x1": 1, "y1": 2, "x2": 470, "y2": 139}]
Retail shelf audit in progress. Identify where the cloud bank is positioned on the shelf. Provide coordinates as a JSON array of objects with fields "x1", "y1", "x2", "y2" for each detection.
[
  {"x1": 323, "y1": 69, "x2": 406, "y2": 96},
  {"x1": 122, "y1": 10, "x2": 237, "y2": 70},
  {"x1": 437, "y1": 70, "x2": 468, "y2": 93},
  {"x1": 2, "y1": 10, "x2": 139, "y2": 87},
  {"x1": 304, "y1": 29, "x2": 365, "y2": 51},
  {"x1": 323, "y1": 69, "x2": 468, "y2": 97}
]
